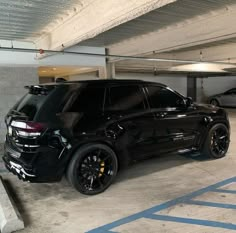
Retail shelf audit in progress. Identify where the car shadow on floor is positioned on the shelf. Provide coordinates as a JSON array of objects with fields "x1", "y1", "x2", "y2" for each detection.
[
  {"x1": 2, "y1": 152, "x2": 210, "y2": 206},
  {"x1": 1, "y1": 151, "x2": 212, "y2": 229},
  {"x1": 114, "y1": 151, "x2": 210, "y2": 184}
]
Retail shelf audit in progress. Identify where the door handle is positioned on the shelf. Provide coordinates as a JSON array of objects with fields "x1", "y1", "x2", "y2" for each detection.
[{"x1": 156, "y1": 112, "x2": 167, "y2": 118}]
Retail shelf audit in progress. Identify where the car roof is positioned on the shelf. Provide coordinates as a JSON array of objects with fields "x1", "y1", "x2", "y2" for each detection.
[{"x1": 40, "y1": 79, "x2": 167, "y2": 87}]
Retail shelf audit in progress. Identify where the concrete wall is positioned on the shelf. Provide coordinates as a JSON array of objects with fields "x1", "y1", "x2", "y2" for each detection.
[
  {"x1": 63, "y1": 72, "x2": 236, "y2": 104},
  {"x1": 116, "y1": 72, "x2": 187, "y2": 96},
  {"x1": 65, "y1": 71, "x2": 187, "y2": 95},
  {"x1": 67, "y1": 72, "x2": 98, "y2": 81},
  {"x1": 197, "y1": 76, "x2": 236, "y2": 103},
  {"x1": 39, "y1": 77, "x2": 55, "y2": 84},
  {"x1": 0, "y1": 67, "x2": 38, "y2": 142}
]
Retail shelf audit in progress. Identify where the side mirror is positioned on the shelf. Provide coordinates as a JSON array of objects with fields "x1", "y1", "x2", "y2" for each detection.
[{"x1": 185, "y1": 97, "x2": 193, "y2": 107}]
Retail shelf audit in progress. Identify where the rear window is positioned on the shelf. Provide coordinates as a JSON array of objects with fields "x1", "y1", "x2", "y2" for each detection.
[
  {"x1": 11, "y1": 85, "x2": 68, "y2": 121},
  {"x1": 14, "y1": 94, "x2": 46, "y2": 120}
]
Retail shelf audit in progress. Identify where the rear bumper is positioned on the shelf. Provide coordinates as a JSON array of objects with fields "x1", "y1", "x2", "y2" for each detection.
[
  {"x1": 3, "y1": 141, "x2": 65, "y2": 183},
  {"x1": 3, "y1": 155, "x2": 36, "y2": 182}
]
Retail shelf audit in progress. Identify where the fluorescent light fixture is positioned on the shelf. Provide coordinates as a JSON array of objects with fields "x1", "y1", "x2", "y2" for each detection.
[{"x1": 169, "y1": 63, "x2": 236, "y2": 73}]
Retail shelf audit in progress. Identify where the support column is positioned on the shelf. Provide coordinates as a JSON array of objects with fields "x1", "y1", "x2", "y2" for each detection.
[
  {"x1": 106, "y1": 63, "x2": 116, "y2": 79},
  {"x1": 99, "y1": 62, "x2": 116, "y2": 79},
  {"x1": 187, "y1": 75, "x2": 197, "y2": 101}
]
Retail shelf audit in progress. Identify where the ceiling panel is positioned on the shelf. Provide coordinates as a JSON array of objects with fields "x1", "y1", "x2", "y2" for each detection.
[
  {"x1": 0, "y1": 0, "x2": 88, "y2": 41},
  {"x1": 79, "y1": 0, "x2": 236, "y2": 48}
]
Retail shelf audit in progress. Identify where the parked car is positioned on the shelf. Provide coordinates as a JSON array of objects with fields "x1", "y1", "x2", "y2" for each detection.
[
  {"x1": 209, "y1": 88, "x2": 236, "y2": 107},
  {"x1": 3, "y1": 80, "x2": 230, "y2": 195}
]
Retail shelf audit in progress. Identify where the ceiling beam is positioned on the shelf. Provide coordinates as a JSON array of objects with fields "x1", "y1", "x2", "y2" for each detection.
[
  {"x1": 108, "y1": 3, "x2": 236, "y2": 57},
  {"x1": 0, "y1": 45, "x2": 105, "y2": 67},
  {"x1": 157, "y1": 43, "x2": 236, "y2": 63},
  {"x1": 35, "y1": 0, "x2": 176, "y2": 51}
]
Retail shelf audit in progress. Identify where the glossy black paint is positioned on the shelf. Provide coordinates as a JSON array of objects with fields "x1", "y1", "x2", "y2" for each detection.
[{"x1": 3, "y1": 80, "x2": 230, "y2": 182}]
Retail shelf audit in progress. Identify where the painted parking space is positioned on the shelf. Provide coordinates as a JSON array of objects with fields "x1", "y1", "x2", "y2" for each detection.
[{"x1": 87, "y1": 176, "x2": 236, "y2": 233}]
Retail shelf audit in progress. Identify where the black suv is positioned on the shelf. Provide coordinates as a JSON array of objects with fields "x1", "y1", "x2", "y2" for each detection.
[{"x1": 3, "y1": 80, "x2": 230, "y2": 195}]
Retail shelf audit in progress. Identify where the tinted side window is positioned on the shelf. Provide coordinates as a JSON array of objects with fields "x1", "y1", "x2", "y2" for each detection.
[
  {"x1": 106, "y1": 85, "x2": 145, "y2": 111},
  {"x1": 67, "y1": 87, "x2": 105, "y2": 113},
  {"x1": 147, "y1": 86, "x2": 183, "y2": 108}
]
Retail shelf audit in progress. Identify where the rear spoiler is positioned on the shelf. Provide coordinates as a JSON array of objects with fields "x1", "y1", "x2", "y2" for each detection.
[{"x1": 25, "y1": 85, "x2": 55, "y2": 95}]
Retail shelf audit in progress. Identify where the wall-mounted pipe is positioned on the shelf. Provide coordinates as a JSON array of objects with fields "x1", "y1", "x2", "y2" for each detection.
[{"x1": 0, "y1": 46, "x2": 233, "y2": 65}]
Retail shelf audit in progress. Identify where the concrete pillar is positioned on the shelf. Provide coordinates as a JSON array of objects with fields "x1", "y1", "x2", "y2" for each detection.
[
  {"x1": 99, "y1": 63, "x2": 115, "y2": 79},
  {"x1": 187, "y1": 75, "x2": 197, "y2": 101},
  {"x1": 106, "y1": 63, "x2": 116, "y2": 79}
]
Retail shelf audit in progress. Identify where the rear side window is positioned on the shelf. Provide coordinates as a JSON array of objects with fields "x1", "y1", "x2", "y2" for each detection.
[
  {"x1": 66, "y1": 87, "x2": 105, "y2": 113},
  {"x1": 106, "y1": 85, "x2": 145, "y2": 111},
  {"x1": 147, "y1": 86, "x2": 183, "y2": 108}
]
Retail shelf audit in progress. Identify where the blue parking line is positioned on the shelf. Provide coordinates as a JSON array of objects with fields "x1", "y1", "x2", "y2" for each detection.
[
  {"x1": 87, "y1": 176, "x2": 236, "y2": 233},
  {"x1": 147, "y1": 214, "x2": 236, "y2": 230},
  {"x1": 213, "y1": 189, "x2": 236, "y2": 194},
  {"x1": 185, "y1": 199, "x2": 236, "y2": 209}
]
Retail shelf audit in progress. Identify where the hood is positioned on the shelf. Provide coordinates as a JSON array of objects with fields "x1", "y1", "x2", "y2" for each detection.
[
  {"x1": 194, "y1": 103, "x2": 227, "y2": 118},
  {"x1": 195, "y1": 103, "x2": 219, "y2": 110},
  {"x1": 210, "y1": 93, "x2": 223, "y2": 98}
]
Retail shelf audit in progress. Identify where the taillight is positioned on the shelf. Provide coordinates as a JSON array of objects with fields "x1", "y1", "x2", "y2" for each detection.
[{"x1": 10, "y1": 121, "x2": 46, "y2": 137}]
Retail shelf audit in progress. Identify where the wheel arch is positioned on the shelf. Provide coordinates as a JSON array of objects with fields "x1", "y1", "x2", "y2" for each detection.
[
  {"x1": 199, "y1": 119, "x2": 230, "y2": 151},
  {"x1": 201, "y1": 121, "x2": 230, "y2": 158},
  {"x1": 210, "y1": 98, "x2": 221, "y2": 106},
  {"x1": 64, "y1": 138, "x2": 129, "y2": 174}
]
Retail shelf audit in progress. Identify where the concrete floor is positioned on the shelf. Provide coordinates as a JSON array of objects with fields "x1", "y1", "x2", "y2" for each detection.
[{"x1": 1, "y1": 109, "x2": 236, "y2": 233}]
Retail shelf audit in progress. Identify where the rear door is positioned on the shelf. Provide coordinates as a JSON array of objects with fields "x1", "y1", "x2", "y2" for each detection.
[
  {"x1": 104, "y1": 84, "x2": 156, "y2": 160},
  {"x1": 59, "y1": 85, "x2": 106, "y2": 135},
  {"x1": 145, "y1": 85, "x2": 202, "y2": 153}
]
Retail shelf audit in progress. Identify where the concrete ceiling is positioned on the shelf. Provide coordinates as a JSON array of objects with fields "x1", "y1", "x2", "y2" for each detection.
[
  {"x1": 0, "y1": 0, "x2": 88, "y2": 41},
  {"x1": 80, "y1": 0, "x2": 236, "y2": 48},
  {"x1": 1, "y1": 0, "x2": 236, "y2": 74},
  {"x1": 97, "y1": 0, "x2": 236, "y2": 73}
]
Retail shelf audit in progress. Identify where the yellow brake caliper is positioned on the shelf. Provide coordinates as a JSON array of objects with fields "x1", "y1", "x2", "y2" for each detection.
[{"x1": 99, "y1": 161, "x2": 105, "y2": 177}]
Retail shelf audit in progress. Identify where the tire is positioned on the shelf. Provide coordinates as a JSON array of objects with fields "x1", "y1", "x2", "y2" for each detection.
[
  {"x1": 66, "y1": 143, "x2": 118, "y2": 195},
  {"x1": 202, "y1": 123, "x2": 230, "y2": 159},
  {"x1": 210, "y1": 99, "x2": 220, "y2": 107}
]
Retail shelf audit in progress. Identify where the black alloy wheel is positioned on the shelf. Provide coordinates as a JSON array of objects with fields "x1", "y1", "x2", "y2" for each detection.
[
  {"x1": 67, "y1": 144, "x2": 118, "y2": 195},
  {"x1": 203, "y1": 123, "x2": 229, "y2": 159}
]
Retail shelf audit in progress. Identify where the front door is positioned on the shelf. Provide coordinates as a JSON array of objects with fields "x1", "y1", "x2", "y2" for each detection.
[{"x1": 145, "y1": 85, "x2": 202, "y2": 154}]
